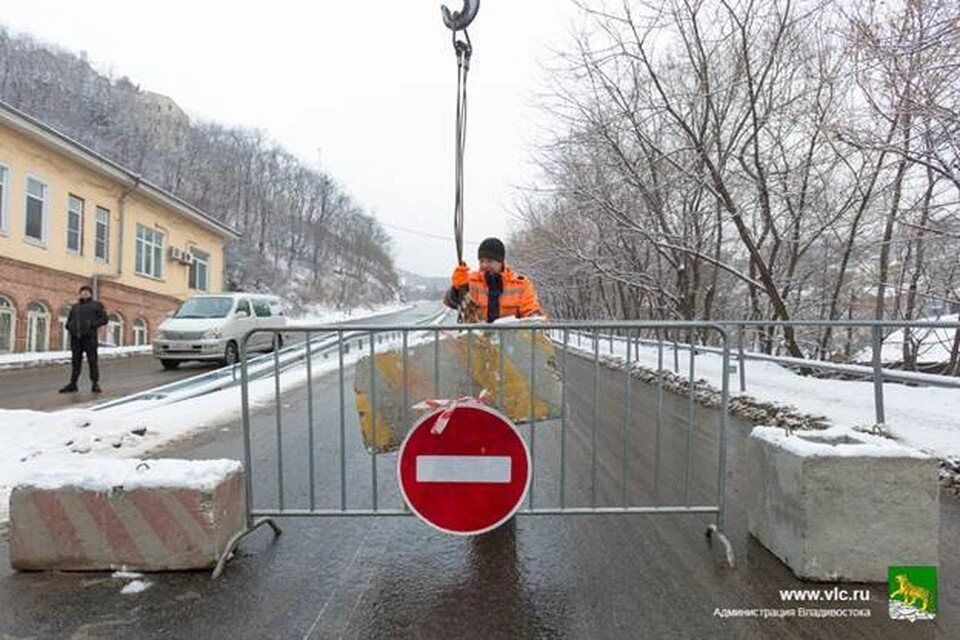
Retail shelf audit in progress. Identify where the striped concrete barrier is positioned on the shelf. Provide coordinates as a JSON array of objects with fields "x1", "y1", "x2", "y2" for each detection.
[{"x1": 9, "y1": 459, "x2": 246, "y2": 572}]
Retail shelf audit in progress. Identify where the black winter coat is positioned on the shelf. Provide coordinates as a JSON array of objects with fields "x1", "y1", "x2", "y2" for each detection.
[{"x1": 66, "y1": 299, "x2": 108, "y2": 339}]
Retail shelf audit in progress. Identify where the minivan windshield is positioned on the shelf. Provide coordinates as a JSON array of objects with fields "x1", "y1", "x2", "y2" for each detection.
[{"x1": 173, "y1": 296, "x2": 234, "y2": 319}]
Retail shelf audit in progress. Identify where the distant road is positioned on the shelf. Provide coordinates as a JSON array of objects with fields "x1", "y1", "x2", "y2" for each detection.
[{"x1": 0, "y1": 301, "x2": 449, "y2": 412}]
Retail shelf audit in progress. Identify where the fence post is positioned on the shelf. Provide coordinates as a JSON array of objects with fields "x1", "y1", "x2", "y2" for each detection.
[
  {"x1": 738, "y1": 324, "x2": 746, "y2": 393},
  {"x1": 871, "y1": 325, "x2": 886, "y2": 426}
]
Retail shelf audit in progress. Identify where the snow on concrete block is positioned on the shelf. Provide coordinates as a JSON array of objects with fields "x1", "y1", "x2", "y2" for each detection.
[
  {"x1": 9, "y1": 459, "x2": 245, "y2": 572},
  {"x1": 747, "y1": 427, "x2": 939, "y2": 582}
]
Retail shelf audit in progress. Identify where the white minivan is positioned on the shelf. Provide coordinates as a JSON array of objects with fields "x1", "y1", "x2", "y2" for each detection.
[{"x1": 153, "y1": 293, "x2": 287, "y2": 369}]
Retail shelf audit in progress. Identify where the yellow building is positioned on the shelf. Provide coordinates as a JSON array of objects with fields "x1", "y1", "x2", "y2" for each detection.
[{"x1": 0, "y1": 100, "x2": 240, "y2": 354}]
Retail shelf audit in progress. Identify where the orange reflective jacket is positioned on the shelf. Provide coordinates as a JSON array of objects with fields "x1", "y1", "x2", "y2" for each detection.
[{"x1": 444, "y1": 267, "x2": 542, "y2": 322}]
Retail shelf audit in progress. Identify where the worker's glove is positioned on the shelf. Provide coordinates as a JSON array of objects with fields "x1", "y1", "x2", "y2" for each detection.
[{"x1": 451, "y1": 263, "x2": 470, "y2": 289}]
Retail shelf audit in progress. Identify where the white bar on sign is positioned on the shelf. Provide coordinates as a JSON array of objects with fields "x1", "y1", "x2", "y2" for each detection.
[{"x1": 416, "y1": 456, "x2": 512, "y2": 483}]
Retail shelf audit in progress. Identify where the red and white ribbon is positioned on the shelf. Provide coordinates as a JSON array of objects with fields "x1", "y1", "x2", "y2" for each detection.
[{"x1": 412, "y1": 389, "x2": 491, "y2": 435}]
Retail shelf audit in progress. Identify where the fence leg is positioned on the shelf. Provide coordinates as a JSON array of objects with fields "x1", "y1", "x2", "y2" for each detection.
[
  {"x1": 212, "y1": 517, "x2": 282, "y2": 579},
  {"x1": 706, "y1": 525, "x2": 735, "y2": 568}
]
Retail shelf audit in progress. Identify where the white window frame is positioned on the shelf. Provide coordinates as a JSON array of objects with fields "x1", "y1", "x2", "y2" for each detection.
[
  {"x1": 0, "y1": 163, "x2": 10, "y2": 235},
  {"x1": 105, "y1": 312, "x2": 124, "y2": 347},
  {"x1": 135, "y1": 224, "x2": 165, "y2": 279},
  {"x1": 0, "y1": 295, "x2": 16, "y2": 353},
  {"x1": 67, "y1": 194, "x2": 84, "y2": 255},
  {"x1": 26, "y1": 301, "x2": 50, "y2": 353},
  {"x1": 188, "y1": 248, "x2": 210, "y2": 292},
  {"x1": 133, "y1": 318, "x2": 148, "y2": 346},
  {"x1": 59, "y1": 307, "x2": 71, "y2": 351},
  {"x1": 94, "y1": 206, "x2": 110, "y2": 263},
  {"x1": 24, "y1": 175, "x2": 49, "y2": 246}
]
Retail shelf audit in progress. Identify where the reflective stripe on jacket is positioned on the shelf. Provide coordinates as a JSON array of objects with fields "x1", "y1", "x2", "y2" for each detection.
[{"x1": 444, "y1": 267, "x2": 541, "y2": 321}]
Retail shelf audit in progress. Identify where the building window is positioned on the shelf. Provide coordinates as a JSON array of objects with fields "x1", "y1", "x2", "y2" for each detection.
[
  {"x1": 133, "y1": 318, "x2": 148, "y2": 346},
  {"x1": 0, "y1": 295, "x2": 15, "y2": 353},
  {"x1": 0, "y1": 164, "x2": 9, "y2": 234},
  {"x1": 95, "y1": 207, "x2": 110, "y2": 262},
  {"x1": 67, "y1": 195, "x2": 84, "y2": 254},
  {"x1": 25, "y1": 176, "x2": 48, "y2": 244},
  {"x1": 105, "y1": 312, "x2": 124, "y2": 347},
  {"x1": 135, "y1": 224, "x2": 164, "y2": 279},
  {"x1": 188, "y1": 248, "x2": 210, "y2": 291},
  {"x1": 26, "y1": 301, "x2": 50, "y2": 352},
  {"x1": 59, "y1": 306, "x2": 71, "y2": 351}
]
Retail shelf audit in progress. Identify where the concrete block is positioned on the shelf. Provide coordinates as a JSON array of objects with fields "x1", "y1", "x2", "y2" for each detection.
[
  {"x1": 10, "y1": 459, "x2": 245, "y2": 571},
  {"x1": 747, "y1": 427, "x2": 939, "y2": 582}
]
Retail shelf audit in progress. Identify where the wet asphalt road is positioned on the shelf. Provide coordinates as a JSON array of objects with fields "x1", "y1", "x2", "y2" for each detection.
[
  {"x1": 0, "y1": 355, "x2": 205, "y2": 411},
  {"x1": 0, "y1": 317, "x2": 956, "y2": 639}
]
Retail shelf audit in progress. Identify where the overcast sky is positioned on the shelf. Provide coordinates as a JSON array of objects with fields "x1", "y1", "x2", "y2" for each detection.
[{"x1": 1, "y1": 1, "x2": 581, "y2": 277}]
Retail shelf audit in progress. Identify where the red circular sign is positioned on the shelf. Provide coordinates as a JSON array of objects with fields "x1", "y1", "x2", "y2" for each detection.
[{"x1": 397, "y1": 403, "x2": 531, "y2": 535}]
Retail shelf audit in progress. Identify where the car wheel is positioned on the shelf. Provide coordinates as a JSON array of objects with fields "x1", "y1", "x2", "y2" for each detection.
[
  {"x1": 161, "y1": 359, "x2": 180, "y2": 370},
  {"x1": 223, "y1": 341, "x2": 240, "y2": 366}
]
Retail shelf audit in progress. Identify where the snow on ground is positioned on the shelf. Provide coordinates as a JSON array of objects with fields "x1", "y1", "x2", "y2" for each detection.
[
  {"x1": 286, "y1": 301, "x2": 411, "y2": 327},
  {"x1": 854, "y1": 314, "x2": 958, "y2": 364},
  {"x1": 0, "y1": 315, "x2": 443, "y2": 526},
  {"x1": 0, "y1": 346, "x2": 152, "y2": 371},
  {"x1": 561, "y1": 332, "x2": 960, "y2": 464},
  {"x1": 120, "y1": 580, "x2": 152, "y2": 595}
]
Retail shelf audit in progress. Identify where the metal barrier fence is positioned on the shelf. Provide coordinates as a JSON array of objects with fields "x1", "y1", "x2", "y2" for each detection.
[
  {"x1": 213, "y1": 320, "x2": 736, "y2": 577},
  {"x1": 568, "y1": 320, "x2": 960, "y2": 428}
]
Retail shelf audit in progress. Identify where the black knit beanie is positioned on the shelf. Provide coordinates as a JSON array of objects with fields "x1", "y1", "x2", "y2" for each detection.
[{"x1": 478, "y1": 237, "x2": 506, "y2": 262}]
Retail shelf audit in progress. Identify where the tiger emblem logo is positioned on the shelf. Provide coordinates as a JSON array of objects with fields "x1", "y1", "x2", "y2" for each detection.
[{"x1": 890, "y1": 574, "x2": 931, "y2": 612}]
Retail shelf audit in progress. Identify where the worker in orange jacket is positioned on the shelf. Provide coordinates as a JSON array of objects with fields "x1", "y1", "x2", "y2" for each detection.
[{"x1": 444, "y1": 237, "x2": 543, "y2": 323}]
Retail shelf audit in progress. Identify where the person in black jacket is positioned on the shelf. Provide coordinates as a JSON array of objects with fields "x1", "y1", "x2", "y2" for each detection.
[{"x1": 59, "y1": 285, "x2": 109, "y2": 394}]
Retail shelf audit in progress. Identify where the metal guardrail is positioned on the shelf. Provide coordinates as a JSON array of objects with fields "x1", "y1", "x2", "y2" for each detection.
[
  {"x1": 91, "y1": 310, "x2": 450, "y2": 413},
  {"x1": 213, "y1": 320, "x2": 736, "y2": 578},
  {"x1": 562, "y1": 319, "x2": 960, "y2": 428}
]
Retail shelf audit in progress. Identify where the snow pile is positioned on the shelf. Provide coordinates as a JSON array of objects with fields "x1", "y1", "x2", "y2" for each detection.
[
  {"x1": 750, "y1": 426, "x2": 932, "y2": 459},
  {"x1": 112, "y1": 570, "x2": 144, "y2": 579},
  {"x1": 0, "y1": 345, "x2": 152, "y2": 370},
  {"x1": 120, "y1": 579, "x2": 152, "y2": 595},
  {"x1": 16, "y1": 458, "x2": 242, "y2": 492}
]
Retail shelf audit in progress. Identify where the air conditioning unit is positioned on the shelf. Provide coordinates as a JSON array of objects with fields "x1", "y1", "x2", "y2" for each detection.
[
  {"x1": 180, "y1": 251, "x2": 195, "y2": 265},
  {"x1": 169, "y1": 246, "x2": 183, "y2": 261}
]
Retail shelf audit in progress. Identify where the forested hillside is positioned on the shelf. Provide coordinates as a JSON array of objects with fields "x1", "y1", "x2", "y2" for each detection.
[{"x1": 0, "y1": 26, "x2": 399, "y2": 309}]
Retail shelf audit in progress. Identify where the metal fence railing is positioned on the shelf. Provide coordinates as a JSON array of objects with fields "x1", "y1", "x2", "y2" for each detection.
[
  {"x1": 213, "y1": 320, "x2": 736, "y2": 578},
  {"x1": 568, "y1": 320, "x2": 960, "y2": 428}
]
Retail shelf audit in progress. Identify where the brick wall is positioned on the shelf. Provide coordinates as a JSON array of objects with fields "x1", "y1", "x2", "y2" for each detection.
[{"x1": 0, "y1": 255, "x2": 181, "y2": 353}]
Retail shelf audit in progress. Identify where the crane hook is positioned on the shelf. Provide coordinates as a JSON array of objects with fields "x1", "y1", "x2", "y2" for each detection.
[{"x1": 441, "y1": 0, "x2": 480, "y2": 32}]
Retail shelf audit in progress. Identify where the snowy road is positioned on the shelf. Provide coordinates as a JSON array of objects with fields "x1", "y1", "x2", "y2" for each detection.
[{"x1": 2, "y1": 343, "x2": 955, "y2": 638}]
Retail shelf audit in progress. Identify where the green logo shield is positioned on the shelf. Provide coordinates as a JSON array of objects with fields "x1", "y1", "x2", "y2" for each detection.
[{"x1": 888, "y1": 566, "x2": 937, "y2": 621}]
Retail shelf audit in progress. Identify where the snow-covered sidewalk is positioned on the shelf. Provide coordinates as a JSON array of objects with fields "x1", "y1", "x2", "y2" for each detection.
[{"x1": 0, "y1": 345, "x2": 152, "y2": 371}]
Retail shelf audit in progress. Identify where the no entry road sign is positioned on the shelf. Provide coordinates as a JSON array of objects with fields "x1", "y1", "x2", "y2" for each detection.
[{"x1": 397, "y1": 402, "x2": 531, "y2": 535}]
